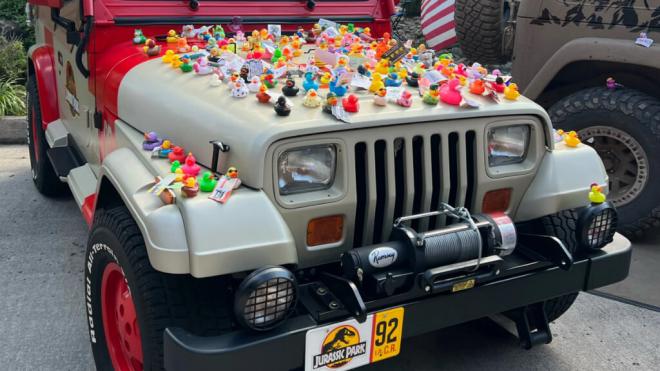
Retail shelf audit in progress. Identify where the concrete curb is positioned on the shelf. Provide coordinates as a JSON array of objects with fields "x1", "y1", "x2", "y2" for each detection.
[{"x1": 0, "y1": 116, "x2": 27, "y2": 144}]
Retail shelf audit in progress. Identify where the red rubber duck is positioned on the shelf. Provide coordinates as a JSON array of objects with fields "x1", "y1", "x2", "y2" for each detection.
[
  {"x1": 470, "y1": 80, "x2": 486, "y2": 95},
  {"x1": 440, "y1": 78, "x2": 463, "y2": 106},
  {"x1": 342, "y1": 94, "x2": 360, "y2": 113},
  {"x1": 490, "y1": 77, "x2": 506, "y2": 93},
  {"x1": 168, "y1": 146, "x2": 186, "y2": 163},
  {"x1": 181, "y1": 153, "x2": 201, "y2": 177}
]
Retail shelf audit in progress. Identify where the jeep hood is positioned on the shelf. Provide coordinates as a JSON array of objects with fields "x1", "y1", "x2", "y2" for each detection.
[{"x1": 117, "y1": 58, "x2": 553, "y2": 188}]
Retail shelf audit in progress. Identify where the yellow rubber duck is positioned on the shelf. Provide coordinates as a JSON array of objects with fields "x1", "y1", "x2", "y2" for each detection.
[
  {"x1": 170, "y1": 55, "x2": 182, "y2": 69},
  {"x1": 174, "y1": 168, "x2": 185, "y2": 183},
  {"x1": 589, "y1": 184, "x2": 606, "y2": 204},
  {"x1": 564, "y1": 131, "x2": 581, "y2": 147},
  {"x1": 369, "y1": 74, "x2": 385, "y2": 93},
  {"x1": 161, "y1": 50, "x2": 176, "y2": 64},
  {"x1": 375, "y1": 59, "x2": 390, "y2": 75},
  {"x1": 166, "y1": 30, "x2": 178, "y2": 43},
  {"x1": 504, "y1": 83, "x2": 521, "y2": 100},
  {"x1": 319, "y1": 72, "x2": 332, "y2": 87}
]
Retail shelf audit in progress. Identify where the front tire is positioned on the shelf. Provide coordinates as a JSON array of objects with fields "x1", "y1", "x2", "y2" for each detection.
[
  {"x1": 85, "y1": 207, "x2": 232, "y2": 370},
  {"x1": 548, "y1": 87, "x2": 660, "y2": 239}
]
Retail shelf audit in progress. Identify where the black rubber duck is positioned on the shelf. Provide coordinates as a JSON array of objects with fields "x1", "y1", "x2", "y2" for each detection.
[
  {"x1": 406, "y1": 71, "x2": 419, "y2": 87},
  {"x1": 274, "y1": 96, "x2": 291, "y2": 116},
  {"x1": 240, "y1": 65, "x2": 249, "y2": 83},
  {"x1": 282, "y1": 79, "x2": 300, "y2": 97}
]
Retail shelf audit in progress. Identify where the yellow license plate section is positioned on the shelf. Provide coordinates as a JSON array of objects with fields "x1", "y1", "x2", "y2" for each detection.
[{"x1": 370, "y1": 307, "x2": 404, "y2": 363}]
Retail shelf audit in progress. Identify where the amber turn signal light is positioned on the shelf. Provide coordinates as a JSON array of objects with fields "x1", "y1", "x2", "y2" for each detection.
[
  {"x1": 307, "y1": 215, "x2": 344, "y2": 246},
  {"x1": 482, "y1": 188, "x2": 512, "y2": 213}
]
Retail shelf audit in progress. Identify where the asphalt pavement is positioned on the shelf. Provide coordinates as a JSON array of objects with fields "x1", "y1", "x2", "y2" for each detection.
[{"x1": 0, "y1": 144, "x2": 658, "y2": 371}]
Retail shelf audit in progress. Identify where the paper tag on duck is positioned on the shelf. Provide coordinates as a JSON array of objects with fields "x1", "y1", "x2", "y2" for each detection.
[
  {"x1": 351, "y1": 74, "x2": 371, "y2": 90},
  {"x1": 148, "y1": 174, "x2": 177, "y2": 196},
  {"x1": 209, "y1": 177, "x2": 242, "y2": 204}
]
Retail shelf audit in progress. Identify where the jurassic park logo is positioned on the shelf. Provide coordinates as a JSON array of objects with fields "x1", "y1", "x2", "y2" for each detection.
[{"x1": 312, "y1": 325, "x2": 367, "y2": 369}]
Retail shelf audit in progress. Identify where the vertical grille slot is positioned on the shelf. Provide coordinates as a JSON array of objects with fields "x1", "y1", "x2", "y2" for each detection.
[
  {"x1": 465, "y1": 131, "x2": 476, "y2": 210},
  {"x1": 372, "y1": 140, "x2": 387, "y2": 244},
  {"x1": 393, "y1": 138, "x2": 406, "y2": 222},
  {"x1": 411, "y1": 136, "x2": 424, "y2": 231},
  {"x1": 429, "y1": 134, "x2": 442, "y2": 230},
  {"x1": 353, "y1": 142, "x2": 367, "y2": 247},
  {"x1": 447, "y1": 132, "x2": 459, "y2": 207}
]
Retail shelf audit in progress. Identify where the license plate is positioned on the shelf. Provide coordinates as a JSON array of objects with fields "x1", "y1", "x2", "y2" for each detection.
[{"x1": 304, "y1": 307, "x2": 404, "y2": 371}]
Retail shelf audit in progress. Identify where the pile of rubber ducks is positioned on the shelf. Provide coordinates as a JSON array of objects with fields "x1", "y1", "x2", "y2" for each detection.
[
  {"x1": 133, "y1": 20, "x2": 523, "y2": 120},
  {"x1": 142, "y1": 132, "x2": 240, "y2": 202}
]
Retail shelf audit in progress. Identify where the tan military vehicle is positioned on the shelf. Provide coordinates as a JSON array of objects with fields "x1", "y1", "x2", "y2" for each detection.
[{"x1": 456, "y1": 0, "x2": 660, "y2": 238}]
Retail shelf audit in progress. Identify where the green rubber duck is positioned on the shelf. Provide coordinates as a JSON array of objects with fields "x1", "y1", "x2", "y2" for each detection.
[
  {"x1": 170, "y1": 160, "x2": 181, "y2": 173},
  {"x1": 199, "y1": 171, "x2": 218, "y2": 192}
]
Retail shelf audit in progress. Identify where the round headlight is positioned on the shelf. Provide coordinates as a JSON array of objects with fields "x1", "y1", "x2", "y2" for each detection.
[
  {"x1": 577, "y1": 202, "x2": 618, "y2": 251},
  {"x1": 234, "y1": 266, "x2": 298, "y2": 331}
]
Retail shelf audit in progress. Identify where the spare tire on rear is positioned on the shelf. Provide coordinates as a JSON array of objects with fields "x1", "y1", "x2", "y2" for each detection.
[{"x1": 455, "y1": 0, "x2": 511, "y2": 63}]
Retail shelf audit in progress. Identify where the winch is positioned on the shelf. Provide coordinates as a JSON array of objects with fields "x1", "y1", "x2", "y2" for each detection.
[{"x1": 340, "y1": 204, "x2": 517, "y2": 297}]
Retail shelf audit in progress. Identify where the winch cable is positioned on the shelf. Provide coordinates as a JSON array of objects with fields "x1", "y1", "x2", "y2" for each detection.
[{"x1": 439, "y1": 203, "x2": 483, "y2": 271}]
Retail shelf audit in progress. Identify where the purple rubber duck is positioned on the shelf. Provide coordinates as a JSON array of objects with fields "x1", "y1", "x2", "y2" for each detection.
[
  {"x1": 142, "y1": 131, "x2": 162, "y2": 151},
  {"x1": 606, "y1": 77, "x2": 624, "y2": 90}
]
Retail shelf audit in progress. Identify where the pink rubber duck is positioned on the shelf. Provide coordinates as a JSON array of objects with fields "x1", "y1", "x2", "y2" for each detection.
[
  {"x1": 181, "y1": 153, "x2": 201, "y2": 177},
  {"x1": 440, "y1": 79, "x2": 463, "y2": 106}
]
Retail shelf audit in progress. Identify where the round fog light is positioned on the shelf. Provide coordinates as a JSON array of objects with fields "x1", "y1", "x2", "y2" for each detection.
[
  {"x1": 577, "y1": 202, "x2": 618, "y2": 251},
  {"x1": 234, "y1": 266, "x2": 297, "y2": 331}
]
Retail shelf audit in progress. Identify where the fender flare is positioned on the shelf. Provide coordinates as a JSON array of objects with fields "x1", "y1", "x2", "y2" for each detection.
[
  {"x1": 27, "y1": 44, "x2": 60, "y2": 129},
  {"x1": 523, "y1": 37, "x2": 660, "y2": 100}
]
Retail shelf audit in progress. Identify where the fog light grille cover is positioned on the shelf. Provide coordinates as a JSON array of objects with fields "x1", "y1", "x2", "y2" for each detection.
[{"x1": 578, "y1": 202, "x2": 618, "y2": 251}]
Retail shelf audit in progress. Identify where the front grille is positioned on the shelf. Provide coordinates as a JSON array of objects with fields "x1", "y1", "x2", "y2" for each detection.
[{"x1": 353, "y1": 131, "x2": 478, "y2": 247}]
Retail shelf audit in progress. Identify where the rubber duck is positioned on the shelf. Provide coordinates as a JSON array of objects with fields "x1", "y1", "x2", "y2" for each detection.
[
  {"x1": 342, "y1": 94, "x2": 360, "y2": 113},
  {"x1": 397, "y1": 90, "x2": 413, "y2": 108},
  {"x1": 256, "y1": 84, "x2": 272, "y2": 104},
  {"x1": 375, "y1": 59, "x2": 390, "y2": 75},
  {"x1": 302, "y1": 72, "x2": 319, "y2": 92},
  {"x1": 142, "y1": 132, "x2": 162, "y2": 150},
  {"x1": 181, "y1": 25, "x2": 195, "y2": 39},
  {"x1": 423, "y1": 84, "x2": 440, "y2": 105},
  {"x1": 589, "y1": 183, "x2": 606, "y2": 204},
  {"x1": 181, "y1": 153, "x2": 201, "y2": 177},
  {"x1": 262, "y1": 72, "x2": 277, "y2": 89},
  {"x1": 406, "y1": 72, "x2": 420, "y2": 87},
  {"x1": 606, "y1": 77, "x2": 624, "y2": 90},
  {"x1": 329, "y1": 76, "x2": 349, "y2": 97},
  {"x1": 440, "y1": 79, "x2": 463, "y2": 106},
  {"x1": 334, "y1": 56, "x2": 350, "y2": 77},
  {"x1": 209, "y1": 72, "x2": 223, "y2": 87},
  {"x1": 490, "y1": 77, "x2": 506, "y2": 93},
  {"x1": 158, "y1": 140, "x2": 173, "y2": 158},
  {"x1": 174, "y1": 168, "x2": 185, "y2": 183},
  {"x1": 398, "y1": 68, "x2": 408, "y2": 81},
  {"x1": 133, "y1": 29, "x2": 146, "y2": 44},
  {"x1": 246, "y1": 76, "x2": 260, "y2": 93},
  {"x1": 193, "y1": 58, "x2": 213, "y2": 75},
  {"x1": 170, "y1": 55, "x2": 182, "y2": 69},
  {"x1": 369, "y1": 74, "x2": 385, "y2": 93},
  {"x1": 179, "y1": 55, "x2": 193, "y2": 73},
  {"x1": 564, "y1": 131, "x2": 581, "y2": 147},
  {"x1": 199, "y1": 172, "x2": 217, "y2": 192},
  {"x1": 373, "y1": 88, "x2": 388, "y2": 106},
  {"x1": 231, "y1": 80, "x2": 249, "y2": 98},
  {"x1": 282, "y1": 79, "x2": 300, "y2": 97},
  {"x1": 319, "y1": 72, "x2": 332, "y2": 88},
  {"x1": 470, "y1": 79, "x2": 486, "y2": 95},
  {"x1": 170, "y1": 160, "x2": 181, "y2": 173},
  {"x1": 323, "y1": 92, "x2": 339, "y2": 114},
  {"x1": 504, "y1": 83, "x2": 520, "y2": 101},
  {"x1": 303, "y1": 89, "x2": 322, "y2": 108},
  {"x1": 205, "y1": 37, "x2": 217, "y2": 51},
  {"x1": 357, "y1": 65, "x2": 371, "y2": 78},
  {"x1": 177, "y1": 38, "x2": 190, "y2": 53},
  {"x1": 161, "y1": 50, "x2": 176, "y2": 64},
  {"x1": 274, "y1": 96, "x2": 292, "y2": 116},
  {"x1": 143, "y1": 39, "x2": 161, "y2": 57},
  {"x1": 166, "y1": 30, "x2": 178, "y2": 43},
  {"x1": 168, "y1": 146, "x2": 186, "y2": 163},
  {"x1": 214, "y1": 25, "x2": 226, "y2": 40},
  {"x1": 239, "y1": 65, "x2": 249, "y2": 83},
  {"x1": 385, "y1": 73, "x2": 402, "y2": 87},
  {"x1": 181, "y1": 177, "x2": 200, "y2": 198}
]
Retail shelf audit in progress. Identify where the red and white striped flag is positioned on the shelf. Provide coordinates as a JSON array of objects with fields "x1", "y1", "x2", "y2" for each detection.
[{"x1": 421, "y1": 0, "x2": 458, "y2": 51}]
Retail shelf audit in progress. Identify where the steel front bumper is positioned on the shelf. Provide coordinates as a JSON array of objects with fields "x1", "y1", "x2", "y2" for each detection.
[{"x1": 163, "y1": 234, "x2": 631, "y2": 371}]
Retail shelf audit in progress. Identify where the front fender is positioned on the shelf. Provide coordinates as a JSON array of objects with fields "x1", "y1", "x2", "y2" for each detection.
[
  {"x1": 27, "y1": 44, "x2": 60, "y2": 128},
  {"x1": 523, "y1": 37, "x2": 660, "y2": 100},
  {"x1": 516, "y1": 143, "x2": 608, "y2": 222},
  {"x1": 101, "y1": 120, "x2": 298, "y2": 277}
]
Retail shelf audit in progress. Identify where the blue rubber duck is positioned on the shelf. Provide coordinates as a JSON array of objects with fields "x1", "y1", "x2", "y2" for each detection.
[
  {"x1": 329, "y1": 76, "x2": 348, "y2": 97},
  {"x1": 302, "y1": 72, "x2": 319, "y2": 92},
  {"x1": 385, "y1": 73, "x2": 402, "y2": 87}
]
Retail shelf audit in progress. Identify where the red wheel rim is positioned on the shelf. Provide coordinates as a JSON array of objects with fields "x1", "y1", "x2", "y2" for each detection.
[{"x1": 101, "y1": 262, "x2": 143, "y2": 371}]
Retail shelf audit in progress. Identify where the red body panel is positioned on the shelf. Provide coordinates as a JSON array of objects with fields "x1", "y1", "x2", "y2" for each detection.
[
  {"x1": 27, "y1": 0, "x2": 63, "y2": 8},
  {"x1": 29, "y1": 44, "x2": 60, "y2": 129}
]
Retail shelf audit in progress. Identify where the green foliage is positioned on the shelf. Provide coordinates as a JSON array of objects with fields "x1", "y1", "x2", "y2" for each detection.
[
  {"x1": 0, "y1": 0, "x2": 34, "y2": 46},
  {"x1": 0, "y1": 77, "x2": 27, "y2": 116},
  {"x1": 0, "y1": 36, "x2": 27, "y2": 81}
]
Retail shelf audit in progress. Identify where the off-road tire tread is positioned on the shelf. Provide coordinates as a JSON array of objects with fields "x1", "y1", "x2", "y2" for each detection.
[
  {"x1": 455, "y1": 0, "x2": 506, "y2": 63},
  {"x1": 92, "y1": 206, "x2": 232, "y2": 370},
  {"x1": 539, "y1": 210, "x2": 580, "y2": 322},
  {"x1": 26, "y1": 77, "x2": 69, "y2": 197},
  {"x1": 549, "y1": 87, "x2": 660, "y2": 239}
]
